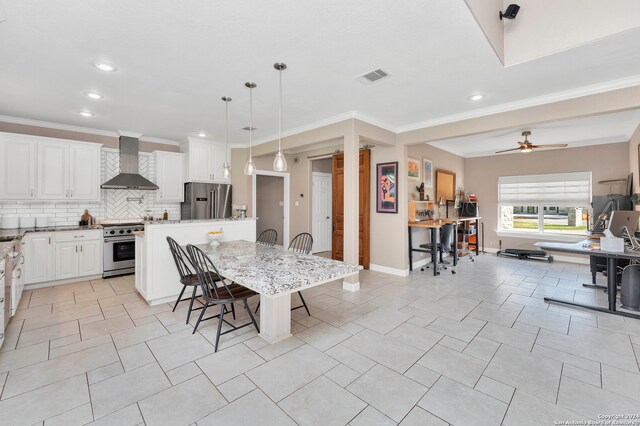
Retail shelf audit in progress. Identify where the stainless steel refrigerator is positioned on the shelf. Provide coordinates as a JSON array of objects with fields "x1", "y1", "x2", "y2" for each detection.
[{"x1": 181, "y1": 183, "x2": 232, "y2": 220}]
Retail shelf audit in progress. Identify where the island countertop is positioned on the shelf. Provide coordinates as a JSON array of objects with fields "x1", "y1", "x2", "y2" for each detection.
[
  {"x1": 145, "y1": 218, "x2": 256, "y2": 226},
  {"x1": 195, "y1": 240, "x2": 362, "y2": 296}
]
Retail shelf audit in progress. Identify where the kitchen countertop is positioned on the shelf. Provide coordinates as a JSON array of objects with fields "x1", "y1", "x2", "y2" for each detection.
[
  {"x1": 0, "y1": 225, "x2": 102, "y2": 241},
  {"x1": 146, "y1": 218, "x2": 256, "y2": 225}
]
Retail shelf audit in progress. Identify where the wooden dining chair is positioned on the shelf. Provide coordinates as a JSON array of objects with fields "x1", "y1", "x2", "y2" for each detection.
[
  {"x1": 256, "y1": 229, "x2": 277, "y2": 246},
  {"x1": 186, "y1": 244, "x2": 260, "y2": 352}
]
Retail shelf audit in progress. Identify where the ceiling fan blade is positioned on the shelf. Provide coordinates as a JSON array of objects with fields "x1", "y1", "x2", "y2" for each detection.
[
  {"x1": 495, "y1": 147, "x2": 521, "y2": 154},
  {"x1": 517, "y1": 141, "x2": 525, "y2": 145},
  {"x1": 531, "y1": 144, "x2": 569, "y2": 149}
]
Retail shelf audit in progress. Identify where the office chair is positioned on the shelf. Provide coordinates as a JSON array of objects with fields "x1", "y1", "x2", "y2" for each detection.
[{"x1": 419, "y1": 223, "x2": 455, "y2": 274}]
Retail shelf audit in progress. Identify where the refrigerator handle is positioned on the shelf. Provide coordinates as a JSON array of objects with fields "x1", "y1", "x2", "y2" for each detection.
[{"x1": 210, "y1": 190, "x2": 216, "y2": 219}]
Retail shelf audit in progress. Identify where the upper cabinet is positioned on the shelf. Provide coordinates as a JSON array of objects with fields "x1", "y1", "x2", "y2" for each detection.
[
  {"x1": 0, "y1": 134, "x2": 36, "y2": 200},
  {"x1": 153, "y1": 151, "x2": 184, "y2": 202},
  {"x1": 0, "y1": 132, "x2": 101, "y2": 202},
  {"x1": 182, "y1": 138, "x2": 230, "y2": 183},
  {"x1": 37, "y1": 140, "x2": 101, "y2": 201}
]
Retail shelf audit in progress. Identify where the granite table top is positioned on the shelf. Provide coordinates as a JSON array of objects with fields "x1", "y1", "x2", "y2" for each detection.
[
  {"x1": 194, "y1": 240, "x2": 362, "y2": 296},
  {"x1": 147, "y1": 218, "x2": 256, "y2": 226}
]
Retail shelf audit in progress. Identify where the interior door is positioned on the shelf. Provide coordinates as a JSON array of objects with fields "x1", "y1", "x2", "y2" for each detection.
[
  {"x1": 332, "y1": 149, "x2": 370, "y2": 268},
  {"x1": 312, "y1": 172, "x2": 332, "y2": 253}
]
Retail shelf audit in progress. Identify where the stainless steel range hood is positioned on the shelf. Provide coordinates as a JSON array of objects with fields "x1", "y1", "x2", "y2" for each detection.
[{"x1": 101, "y1": 135, "x2": 159, "y2": 190}]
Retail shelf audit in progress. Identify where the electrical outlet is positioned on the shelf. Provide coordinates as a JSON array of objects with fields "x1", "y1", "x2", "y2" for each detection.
[{"x1": 295, "y1": 201, "x2": 300, "y2": 207}]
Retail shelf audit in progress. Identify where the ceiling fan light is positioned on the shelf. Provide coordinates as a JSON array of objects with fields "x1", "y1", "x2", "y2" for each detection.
[{"x1": 521, "y1": 147, "x2": 532, "y2": 153}]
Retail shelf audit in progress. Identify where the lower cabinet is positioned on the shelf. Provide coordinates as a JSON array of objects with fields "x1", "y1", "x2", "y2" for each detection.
[
  {"x1": 55, "y1": 241, "x2": 80, "y2": 280},
  {"x1": 23, "y1": 233, "x2": 54, "y2": 284},
  {"x1": 54, "y1": 234, "x2": 102, "y2": 280},
  {"x1": 23, "y1": 230, "x2": 102, "y2": 285}
]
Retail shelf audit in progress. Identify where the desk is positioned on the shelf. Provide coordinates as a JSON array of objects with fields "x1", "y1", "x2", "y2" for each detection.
[
  {"x1": 195, "y1": 241, "x2": 362, "y2": 343},
  {"x1": 535, "y1": 240, "x2": 640, "y2": 320},
  {"x1": 408, "y1": 216, "x2": 481, "y2": 276}
]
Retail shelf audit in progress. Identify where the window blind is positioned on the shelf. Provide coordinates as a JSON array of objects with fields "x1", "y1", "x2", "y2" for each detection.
[{"x1": 498, "y1": 172, "x2": 591, "y2": 207}]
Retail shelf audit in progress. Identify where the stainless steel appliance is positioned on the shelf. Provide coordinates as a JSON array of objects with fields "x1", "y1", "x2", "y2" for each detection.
[
  {"x1": 3, "y1": 238, "x2": 23, "y2": 329},
  {"x1": 103, "y1": 222, "x2": 144, "y2": 277},
  {"x1": 101, "y1": 135, "x2": 159, "y2": 190},
  {"x1": 181, "y1": 183, "x2": 232, "y2": 220}
]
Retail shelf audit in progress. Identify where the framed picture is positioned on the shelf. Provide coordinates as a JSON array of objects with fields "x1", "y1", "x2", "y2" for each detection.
[
  {"x1": 436, "y1": 169, "x2": 456, "y2": 202},
  {"x1": 422, "y1": 158, "x2": 433, "y2": 188},
  {"x1": 376, "y1": 162, "x2": 398, "y2": 213},
  {"x1": 407, "y1": 157, "x2": 420, "y2": 181}
]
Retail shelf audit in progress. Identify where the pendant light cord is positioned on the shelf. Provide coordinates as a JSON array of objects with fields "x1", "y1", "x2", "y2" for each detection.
[
  {"x1": 249, "y1": 86, "x2": 253, "y2": 158},
  {"x1": 224, "y1": 99, "x2": 229, "y2": 163},
  {"x1": 278, "y1": 69, "x2": 282, "y2": 153}
]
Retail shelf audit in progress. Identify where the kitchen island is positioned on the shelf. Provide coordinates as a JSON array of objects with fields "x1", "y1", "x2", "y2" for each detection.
[{"x1": 135, "y1": 218, "x2": 256, "y2": 304}]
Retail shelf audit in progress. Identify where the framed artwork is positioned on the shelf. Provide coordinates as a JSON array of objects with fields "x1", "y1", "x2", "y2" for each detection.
[
  {"x1": 376, "y1": 162, "x2": 398, "y2": 213},
  {"x1": 407, "y1": 157, "x2": 420, "y2": 181},
  {"x1": 422, "y1": 158, "x2": 433, "y2": 188},
  {"x1": 436, "y1": 169, "x2": 456, "y2": 202}
]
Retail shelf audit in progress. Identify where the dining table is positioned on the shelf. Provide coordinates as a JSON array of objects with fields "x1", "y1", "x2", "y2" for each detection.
[{"x1": 194, "y1": 240, "x2": 362, "y2": 343}]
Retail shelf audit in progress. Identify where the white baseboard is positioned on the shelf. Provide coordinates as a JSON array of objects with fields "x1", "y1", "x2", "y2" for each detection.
[
  {"x1": 25, "y1": 274, "x2": 103, "y2": 290},
  {"x1": 370, "y1": 263, "x2": 409, "y2": 277}
]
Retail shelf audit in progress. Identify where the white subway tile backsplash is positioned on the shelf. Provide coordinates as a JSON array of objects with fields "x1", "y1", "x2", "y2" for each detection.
[{"x1": 0, "y1": 150, "x2": 181, "y2": 225}]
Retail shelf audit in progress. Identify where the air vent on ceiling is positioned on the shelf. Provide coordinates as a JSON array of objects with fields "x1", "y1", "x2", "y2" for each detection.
[
  {"x1": 242, "y1": 126, "x2": 256, "y2": 131},
  {"x1": 356, "y1": 68, "x2": 390, "y2": 85}
]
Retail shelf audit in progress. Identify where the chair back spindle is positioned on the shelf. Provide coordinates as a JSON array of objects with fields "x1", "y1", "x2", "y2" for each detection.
[
  {"x1": 289, "y1": 232, "x2": 313, "y2": 255},
  {"x1": 256, "y1": 229, "x2": 278, "y2": 246}
]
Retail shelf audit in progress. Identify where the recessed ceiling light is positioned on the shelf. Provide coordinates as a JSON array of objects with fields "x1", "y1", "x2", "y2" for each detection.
[
  {"x1": 94, "y1": 62, "x2": 116, "y2": 72},
  {"x1": 197, "y1": 132, "x2": 207, "y2": 137},
  {"x1": 468, "y1": 94, "x2": 484, "y2": 101},
  {"x1": 242, "y1": 126, "x2": 256, "y2": 131},
  {"x1": 86, "y1": 92, "x2": 103, "y2": 100},
  {"x1": 79, "y1": 111, "x2": 94, "y2": 117}
]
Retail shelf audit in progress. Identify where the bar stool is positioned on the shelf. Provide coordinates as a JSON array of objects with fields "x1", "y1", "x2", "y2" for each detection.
[{"x1": 186, "y1": 244, "x2": 260, "y2": 352}]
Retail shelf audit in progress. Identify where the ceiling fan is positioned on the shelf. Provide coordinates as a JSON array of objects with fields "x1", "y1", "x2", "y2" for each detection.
[{"x1": 495, "y1": 131, "x2": 568, "y2": 154}]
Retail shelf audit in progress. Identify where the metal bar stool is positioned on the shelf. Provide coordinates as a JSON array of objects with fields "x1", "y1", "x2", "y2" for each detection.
[{"x1": 186, "y1": 244, "x2": 260, "y2": 352}]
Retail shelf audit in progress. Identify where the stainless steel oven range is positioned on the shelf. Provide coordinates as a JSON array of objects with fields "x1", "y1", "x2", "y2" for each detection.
[{"x1": 102, "y1": 223, "x2": 144, "y2": 278}]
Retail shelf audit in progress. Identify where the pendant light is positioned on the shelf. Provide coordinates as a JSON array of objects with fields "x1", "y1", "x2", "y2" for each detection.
[
  {"x1": 243, "y1": 82, "x2": 257, "y2": 175},
  {"x1": 221, "y1": 96, "x2": 232, "y2": 179},
  {"x1": 272, "y1": 62, "x2": 288, "y2": 172}
]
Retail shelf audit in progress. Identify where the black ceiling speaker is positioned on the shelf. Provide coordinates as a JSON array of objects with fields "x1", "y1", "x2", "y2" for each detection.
[{"x1": 500, "y1": 4, "x2": 520, "y2": 20}]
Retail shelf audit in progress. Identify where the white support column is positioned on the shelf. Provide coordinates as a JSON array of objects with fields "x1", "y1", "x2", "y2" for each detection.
[
  {"x1": 342, "y1": 120, "x2": 360, "y2": 291},
  {"x1": 259, "y1": 293, "x2": 292, "y2": 344}
]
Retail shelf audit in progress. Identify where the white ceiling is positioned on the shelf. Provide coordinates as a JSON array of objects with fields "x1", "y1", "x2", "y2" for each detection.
[
  {"x1": 0, "y1": 1, "x2": 640, "y2": 144},
  {"x1": 429, "y1": 109, "x2": 640, "y2": 158}
]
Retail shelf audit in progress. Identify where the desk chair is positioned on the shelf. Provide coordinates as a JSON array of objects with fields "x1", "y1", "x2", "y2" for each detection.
[
  {"x1": 458, "y1": 226, "x2": 475, "y2": 262},
  {"x1": 419, "y1": 223, "x2": 455, "y2": 274}
]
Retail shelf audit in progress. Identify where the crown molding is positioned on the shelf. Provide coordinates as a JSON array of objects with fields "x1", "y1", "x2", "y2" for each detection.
[
  {"x1": 397, "y1": 74, "x2": 640, "y2": 133},
  {"x1": 0, "y1": 114, "x2": 181, "y2": 146}
]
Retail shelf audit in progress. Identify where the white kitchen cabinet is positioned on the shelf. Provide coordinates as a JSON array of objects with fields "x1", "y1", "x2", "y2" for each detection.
[
  {"x1": 54, "y1": 230, "x2": 102, "y2": 280},
  {"x1": 37, "y1": 139, "x2": 101, "y2": 201},
  {"x1": 69, "y1": 144, "x2": 101, "y2": 201},
  {"x1": 154, "y1": 151, "x2": 184, "y2": 202},
  {"x1": 37, "y1": 141, "x2": 69, "y2": 200},
  {"x1": 182, "y1": 138, "x2": 229, "y2": 183},
  {"x1": 0, "y1": 135, "x2": 36, "y2": 200},
  {"x1": 78, "y1": 239, "x2": 101, "y2": 277},
  {"x1": 23, "y1": 233, "x2": 54, "y2": 284},
  {"x1": 55, "y1": 241, "x2": 79, "y2": 280}
]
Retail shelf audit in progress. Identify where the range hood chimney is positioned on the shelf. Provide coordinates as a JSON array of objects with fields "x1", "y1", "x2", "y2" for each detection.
[{"x1": 101, "y1": 132, "x2": 159, "y2": 190}]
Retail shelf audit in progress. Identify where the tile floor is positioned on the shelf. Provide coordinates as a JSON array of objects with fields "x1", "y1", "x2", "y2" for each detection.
[{"x1": 1, "y1": 255, "x2": 640, "y2": 425}]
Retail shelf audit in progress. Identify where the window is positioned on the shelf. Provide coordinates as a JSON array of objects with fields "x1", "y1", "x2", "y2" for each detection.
[{"x1": 498, "y1": 172, "x2": 592, "y2": 235}]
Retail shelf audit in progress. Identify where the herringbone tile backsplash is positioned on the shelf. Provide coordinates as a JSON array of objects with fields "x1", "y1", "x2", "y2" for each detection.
[{"x1": 0, "y1": 149, "x2": 181, "y2": 225}]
